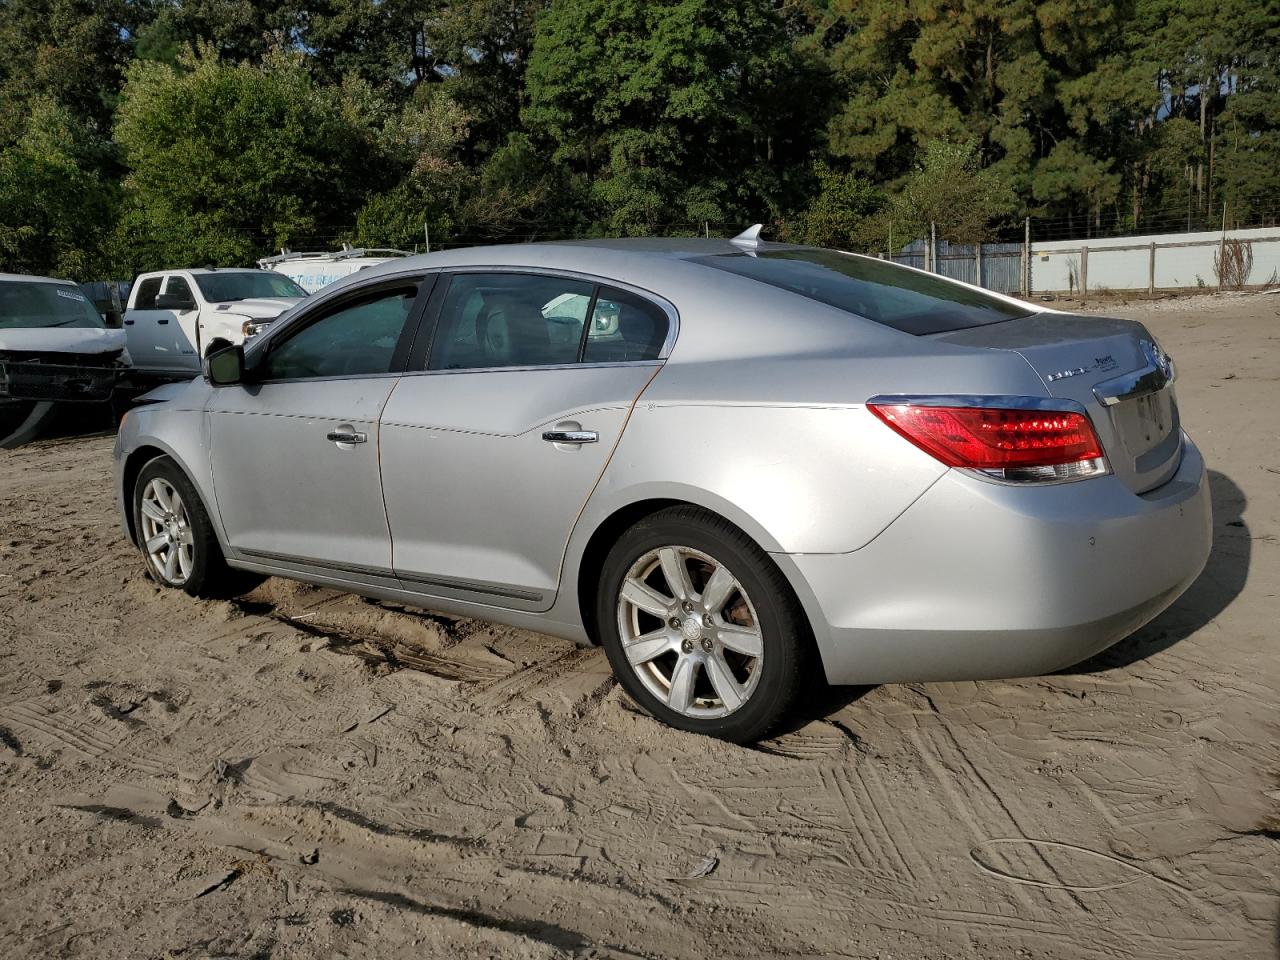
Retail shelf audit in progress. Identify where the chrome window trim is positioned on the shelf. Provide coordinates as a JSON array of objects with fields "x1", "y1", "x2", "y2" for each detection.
[
  {"x1": 398, "y1": 359, "x2": 662, "y2": 380},
  {"x1": 253, "y1": 264, "x2": 681, "y2": 378},
  {"x1": 425, "y1": 265, "x2": 680, "y2": 362},
  {"x1": 246, "y1": 270, "x2": 437, "y2": 360}
]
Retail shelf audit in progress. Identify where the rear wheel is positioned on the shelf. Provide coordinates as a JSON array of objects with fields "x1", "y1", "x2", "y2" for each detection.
[
  {"x1": 133, "y1": 457, "x2": 236, "y2": 597},
  {"x1": 597, "y1": 506, "x2": 811, "y2": 743}
]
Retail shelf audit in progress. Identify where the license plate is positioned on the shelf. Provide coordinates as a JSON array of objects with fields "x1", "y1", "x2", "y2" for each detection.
[{"x1": 1133, "y1": 390, "x2": 1170, "y2": 448}]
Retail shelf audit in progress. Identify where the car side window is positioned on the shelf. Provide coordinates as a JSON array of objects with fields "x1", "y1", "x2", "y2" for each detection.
[
  {"x1": 427, "y1": 273, "x2": 594, "y2": 371},
  {"x1": 582, "y1": 286, "x2": 669, "y2": 363},
  {"x1": 260, "y1": 285, "x2": 418, "y2": 381},
  {"x1": 134, "y1": 278, "x2": 162, "y2": 310},
  {"x1": 165, "y1": 276, "x2": 194, "y2": 303}
]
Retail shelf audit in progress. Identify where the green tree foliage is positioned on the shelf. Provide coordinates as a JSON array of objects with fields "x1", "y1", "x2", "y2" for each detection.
[
  {"x1": 524, "y1": 0, "x2": 823, "y2": 233},
  {"x1": 111, "y1": 47, "x2": 467, "y2": 271},
  {"x1": 895, "y1": 140, "x2": 1016, "y2": 243},
  {"x1": 0, "y1": 0, "x2": 1276, "y2": 278},
  {"x1": 0, "y1": 100, "x2": 117, "y2": 276},
  {"x1": 0, "y1": 0, "x2": 140, "y2": 138},
  {"x1": 784, "y1": 162, "x2": 885, "y2": 249}
]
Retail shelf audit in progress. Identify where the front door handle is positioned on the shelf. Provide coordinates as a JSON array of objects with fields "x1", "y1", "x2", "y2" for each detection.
[
  {"x1": 542, "y1": 430, "x2": 598, "y2": 444},
  {"x1": 157, "y1": 318, "x2": 169, "y2": 325},
  {"x1": 326, "y1": 430, "x2": 367, "y2": 445}
]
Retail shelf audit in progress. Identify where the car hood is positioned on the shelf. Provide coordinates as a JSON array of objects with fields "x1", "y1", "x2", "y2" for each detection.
[
  {"x1": 213, "y1": 297, "x2": 302, "y2": 320},
  {"x1": 0, "y1": 326, "x2": 128, "y2": 355}
]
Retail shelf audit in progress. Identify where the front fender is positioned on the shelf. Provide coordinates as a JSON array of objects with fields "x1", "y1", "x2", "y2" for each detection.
[
  {"x1": 115, "y1": 397, "x2": 225, "y2": 552},
  {"x1": 199, "y1": 311, "x2": 249, "y2": 347}
]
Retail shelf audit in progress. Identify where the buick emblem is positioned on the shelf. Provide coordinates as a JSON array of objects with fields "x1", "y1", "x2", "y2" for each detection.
[{"x1": 1142, "y1": 339, "x2": 1174, "y2": 380}]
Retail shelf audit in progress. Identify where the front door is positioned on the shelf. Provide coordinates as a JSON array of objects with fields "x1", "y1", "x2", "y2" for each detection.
[
  {"x1": 207, "y1": 278, "x2": 429, "y2": 577},
  {"x1": 378, "y1": 272, "x2": 672, "y2": 608}
]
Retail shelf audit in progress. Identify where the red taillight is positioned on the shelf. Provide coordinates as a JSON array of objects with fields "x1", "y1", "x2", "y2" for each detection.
[{"x1": 868, "y1": 401, "x2": 1107, "y2": 482}]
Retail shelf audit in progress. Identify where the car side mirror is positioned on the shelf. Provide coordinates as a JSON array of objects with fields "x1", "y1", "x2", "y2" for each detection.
[
  {"x1": 204, "y1": 344, "x2": 246, "y2": 386},
  {"x1": 155, "y1": 293, "x2": 196, "y2": 311}
]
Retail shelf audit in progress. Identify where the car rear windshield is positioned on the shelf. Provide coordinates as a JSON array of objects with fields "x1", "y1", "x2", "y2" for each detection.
[
  {"x1": 692, "y1": 249, "x2": 1031, "y2": 335},
  {"x1": 0, "y1": 280, "x2": 106, "y2": 330},
  {"x1": 194, "y1": 271, "x2": 307, "y2": 303}
]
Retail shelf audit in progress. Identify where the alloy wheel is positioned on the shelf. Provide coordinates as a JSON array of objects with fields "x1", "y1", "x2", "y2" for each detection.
[
  {"x1": 139, "y1": 477, "x2": 194, "y2": 586},
  {"x1": 616, "y1": 545, "x2": 764, "y2": 718}
]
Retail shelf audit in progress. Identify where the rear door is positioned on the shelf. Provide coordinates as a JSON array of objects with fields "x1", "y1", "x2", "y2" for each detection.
[
  {"x1": 208, "y1": 276, "x2": 431, "y2": 578},
  {"x1": 377, "y1": 271, "x2": 673, "y2": 608}
]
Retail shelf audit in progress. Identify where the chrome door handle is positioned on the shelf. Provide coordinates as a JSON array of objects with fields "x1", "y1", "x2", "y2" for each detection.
[
  {"x1": 542, "y1": 430, "x2": 598, "y2": 444},
  {"x1": 326, "y1": 430, "x2": 367, "y2": 444}
]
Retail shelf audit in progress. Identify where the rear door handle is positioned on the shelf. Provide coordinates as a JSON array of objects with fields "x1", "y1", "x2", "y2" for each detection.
[
  {"x1": 542, "y1": 430, "x2": 598, "y2": 444},
  {"x1": 326, "y1": 430, "x2": 367, "y2": 444},
  {"x1": 157, "y1": 318, "x2": 169, "y2": 325}
]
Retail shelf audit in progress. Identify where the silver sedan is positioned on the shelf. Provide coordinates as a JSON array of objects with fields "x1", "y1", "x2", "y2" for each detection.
[{"x1": 114, "y1": 235, "x2": 1212, "y2": 742}]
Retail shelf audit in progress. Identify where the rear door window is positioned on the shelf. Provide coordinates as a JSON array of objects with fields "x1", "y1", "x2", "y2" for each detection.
[
  {"x1": 582, "y1": 286, "x2": 669, "y2": 362},
  {"x1": 427, "y1": 273, "x2": 595, "y2": 370},
  {"x1": 692, "y1": 249, "x2": 1030, "y2": 335}
]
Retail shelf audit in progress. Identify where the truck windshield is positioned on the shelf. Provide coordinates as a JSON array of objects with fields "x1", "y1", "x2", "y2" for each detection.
[
  {"x1": 691, "y1": 249, "x2": 1031, "y2": 336},
  {"x1": 194, "y1": 271, "x2": 307, "y2": 303},
  {"x1": 0, "y1": 280, "x2": 106, "y2": 329}
]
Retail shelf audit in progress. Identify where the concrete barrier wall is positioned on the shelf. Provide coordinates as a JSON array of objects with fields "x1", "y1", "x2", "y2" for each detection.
[{"x1": 1030, "y1": 227, "x2": 1280, "y2": 293}]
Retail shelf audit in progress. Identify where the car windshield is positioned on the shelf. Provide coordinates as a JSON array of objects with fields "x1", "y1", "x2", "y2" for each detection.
[
  {"x1": 0, "y1": 280, "x2": 106, "y2": 330},
  {"x1": 692, "y1": 249, "x2": 1032, "y2": 335},
  {"x1": 194, "y1": 271, "x2": 307, "y2": 303}
]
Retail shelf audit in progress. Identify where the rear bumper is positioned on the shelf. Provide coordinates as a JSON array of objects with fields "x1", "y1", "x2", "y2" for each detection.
[{"x1": 779, "y1": 434, "x2": 1212, "y2": 685}]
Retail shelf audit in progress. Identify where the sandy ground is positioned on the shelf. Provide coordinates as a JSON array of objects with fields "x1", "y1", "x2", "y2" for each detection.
[{"x1": 0, "y1": 293, "x2": 1277, "y2": 959}]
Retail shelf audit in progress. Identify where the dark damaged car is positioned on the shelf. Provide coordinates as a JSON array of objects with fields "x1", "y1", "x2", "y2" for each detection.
[{"x1": 0, "y1": 273, "x2": 129, "y2": 448}]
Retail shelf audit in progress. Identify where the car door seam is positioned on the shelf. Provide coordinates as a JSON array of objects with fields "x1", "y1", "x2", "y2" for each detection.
[
  {"x1": 550, "y1": 363, "x2": 665, "y2": 599},
  {"x1": 377, "y1": 376, "x2": 404, "y2": 570}
]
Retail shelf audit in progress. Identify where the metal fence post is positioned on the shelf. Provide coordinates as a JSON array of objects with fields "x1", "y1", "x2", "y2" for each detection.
[
  {"x1": 1148, "y1": 242, "x2": 1156, "y2": 295},
  {"x1": 975, "y1": 242, "x2": 983, "y2": 288},
  {"x1": 1080, "y1": 246, "x2": 1089, "y2": 302},
  {"x1": 930, "y1": 222, "x2": 937, "y2": 273},
  {"x1": 1021, "y1": 217, "x2": 1030, "y2": 297}
]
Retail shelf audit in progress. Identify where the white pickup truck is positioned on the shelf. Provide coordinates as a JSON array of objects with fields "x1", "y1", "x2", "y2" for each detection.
[{"x1": 122, "y1": 268, "x2": 307, "y2": 379}]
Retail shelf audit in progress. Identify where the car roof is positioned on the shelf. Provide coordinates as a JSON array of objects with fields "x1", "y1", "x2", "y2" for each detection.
[{"x1": 0, "y1": 273, "x2": 77, "y2": 285}]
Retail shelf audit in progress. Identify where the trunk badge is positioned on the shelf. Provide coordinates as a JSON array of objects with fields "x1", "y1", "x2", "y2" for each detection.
[{"x1": 1047, "y1": 367, "x2": 1088, "y2": 382}]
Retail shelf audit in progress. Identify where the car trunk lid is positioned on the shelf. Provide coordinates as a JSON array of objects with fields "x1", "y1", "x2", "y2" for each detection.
[{"x1": 934, "y1": 312, "x2": 1181, "y2": 493}]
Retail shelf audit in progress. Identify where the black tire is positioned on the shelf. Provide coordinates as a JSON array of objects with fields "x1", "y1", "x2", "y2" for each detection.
[
  {"x1": 596, "y1": 506, "x2": 812, "y2": 743},
  {"x1": 132, "y1": 456, "x2": 237, "y2": 598},
  {"x1": 0, "y1": 399, "x2": 58, "y2": 449}
]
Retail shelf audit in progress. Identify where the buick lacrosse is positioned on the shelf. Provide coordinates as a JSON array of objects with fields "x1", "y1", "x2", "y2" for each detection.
[{"x1": 115, "y1": 232, "x2": 1211, "y2": 742}]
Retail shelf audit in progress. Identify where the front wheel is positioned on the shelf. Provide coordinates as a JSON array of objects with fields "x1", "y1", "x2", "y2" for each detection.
[
  {"x1": 596, "y1": 506, "x2": 812, "y2": 743},
  {"x1": 133, "y1": 457, "x2": 234, "y2": 597}
]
